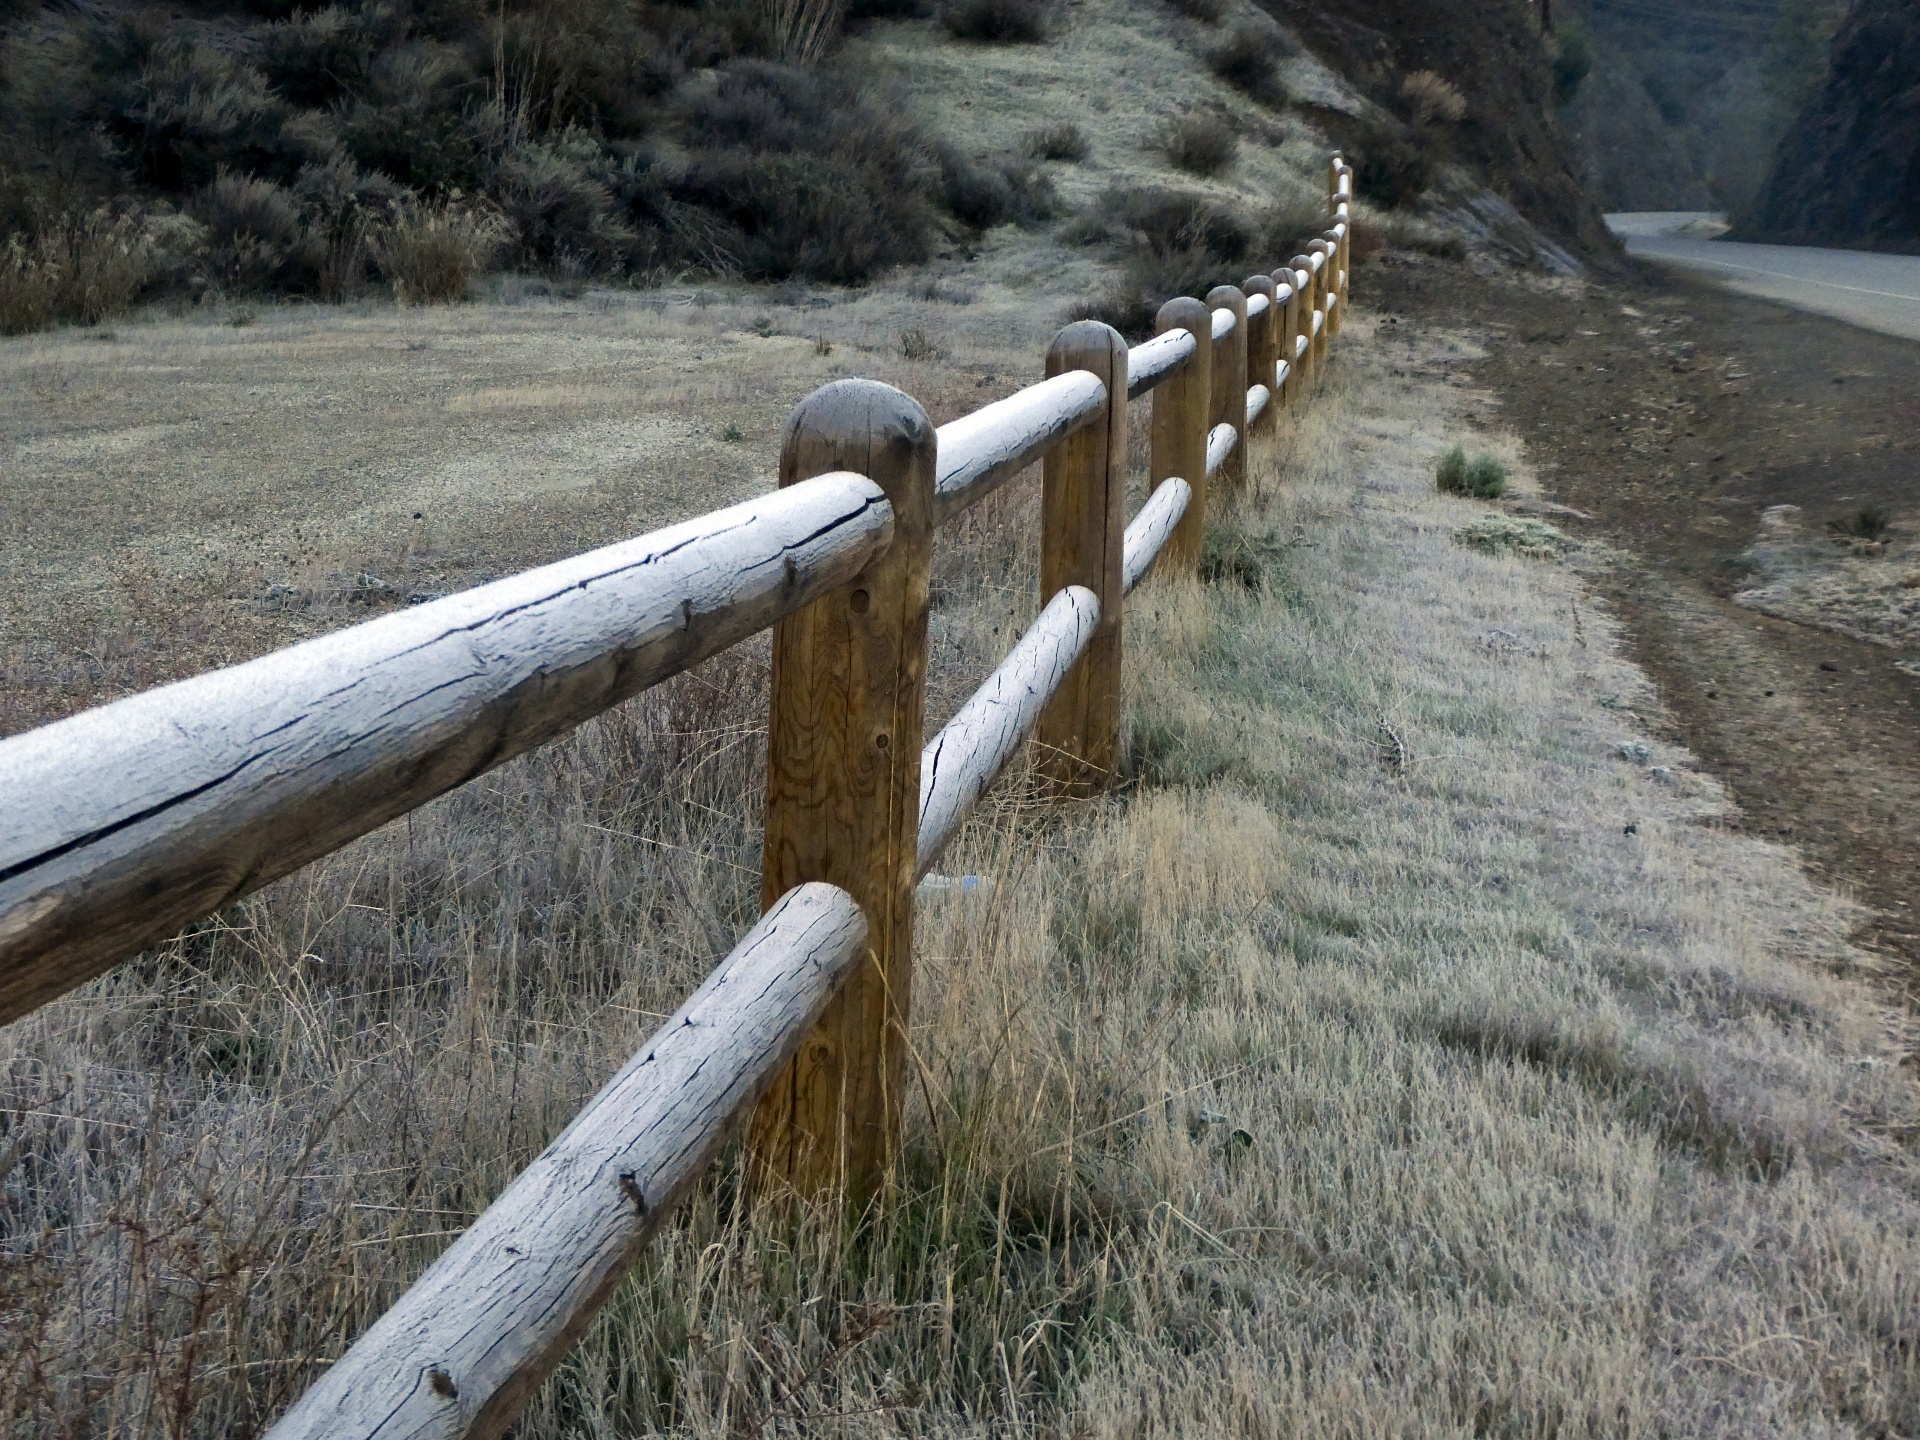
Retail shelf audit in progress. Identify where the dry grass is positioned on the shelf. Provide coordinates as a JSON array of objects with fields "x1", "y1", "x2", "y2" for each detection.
[
  {"x1": 4, "y1": 310, "x2": 1918, "y2": 1436},
  {"x1": 1733, "y1": 503, "x2": 1920, "y2": 661}
]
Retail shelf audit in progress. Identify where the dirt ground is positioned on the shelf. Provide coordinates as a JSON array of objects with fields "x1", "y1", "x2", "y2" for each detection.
[{"x1": 1370, "y1": 255, "x2": 1920, "y2": 987}]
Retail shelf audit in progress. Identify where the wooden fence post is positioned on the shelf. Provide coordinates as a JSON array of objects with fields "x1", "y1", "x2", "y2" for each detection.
[
  {"x1": 1151, "y1": 296, "x2": 1212, "y2": 571},
  {"x1": 1036, "y1": 320, "x2": 1128, "y2": 795},
  {"x1": 750, "y1": 379, "x2": 934, "y2": 1198},
  {"x1": 1288, "y1": 256, "x2": 1314, "y2": 389},
  {"x1": 1272, "y1": 268, "x2": 1299, "y2": 408},
  {"x1": 1243, "y1": 274, "x2": 1278, "y2": 425},
  {"x1": 1205, "y1": 284, "x2": 1248, "y2": 491}
]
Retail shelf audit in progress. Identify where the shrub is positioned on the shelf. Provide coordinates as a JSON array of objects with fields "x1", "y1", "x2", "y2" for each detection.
[
  {"x1": 1352, "y1": 122, "x2": 1431, "y2": 211},
  {"x1": 369, "y1": 205, "x2": 505, "y2": 303},
  {"x1": 1022, "y1": 122, "x2": 1089, "y2": 162},
  {"x1": 942, "y1": 0, "x2": 1046, "y2": 43},
  {"x1": 1400, "y1": 69, "x2": 1467, "y2": 127},
  {"x1": 1066, "y1": 186, "x2": 1254, "y2": 338},
  {"x1": 1552, "y1": 24, "x2": 1595, "y2": 108},
  {"x1": 1208, "y1": 23, "x2": 1287, "y2": 104},
  {"x1": 1829, "y1": 506, "x2": 1891, "y2": 542},
  {"x1": 1259, "y1": 193, "x2": 1333, "y2": 262},
  {"x1": 938, "y1": 151, "x2": 1057, "y2": 229},
  {"x1": 1160, "y1": 115, "x2": 1238, "y2": 177},
  {"x1": 1166, "y1": 0, "x2": 1226, "y2": 22},
  {"x1": 1436, "y1": 446, "x2": 1508, "y2": 500},
  {"x1": 494, "y1": 133, "x2": 634, "y2": 275},
  {"x1": 899, "y1": 326, "x2": 941, "y2": 359},
  {"x1": 192, "y1": 172, "x2": 316, "y2": 293},
  {"x1": 0, "y1": 209, "x2": 175, "y2": 335}
]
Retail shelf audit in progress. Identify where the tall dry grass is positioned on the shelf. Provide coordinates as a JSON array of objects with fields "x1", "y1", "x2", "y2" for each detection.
[{"x1": 4, "y1": 319, "x2": 1918, "y2": 1437}]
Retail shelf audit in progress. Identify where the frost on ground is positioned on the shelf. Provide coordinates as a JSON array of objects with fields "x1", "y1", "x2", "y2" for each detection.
[{"x1": 1734, "y1": 502, "x2": 1920, "y2": 673}]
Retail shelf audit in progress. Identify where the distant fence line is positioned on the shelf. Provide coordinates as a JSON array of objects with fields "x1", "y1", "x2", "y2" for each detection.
[{"x1": 0, "y1": 157, "x2": 1358, "y2": 1440}]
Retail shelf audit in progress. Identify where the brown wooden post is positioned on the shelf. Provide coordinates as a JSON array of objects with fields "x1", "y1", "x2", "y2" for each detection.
[
  {"x1": 1151, "y1": 296, "x2": 1211, "y2": 571},
  {"x1": 1036, "y1": 320, "x2": 1128, "y2": 795},
  {"x1": 1308, "y1": 242, "x2": 1333, "y2": 369},
  {"x1": 750, "y1": 379, "x2": 934, "y2": 1197},
  {"x1": 1242, "y1": 274, "x2": 1278, "y2": 425},
  {"x1": 1206, "y1": 284, "x2": 1248, "y2": 491},
  {"x1": 1289, "y1": 255, "x2": 1315, "y2": 390},
  {"x1": 1272, "y1": 268, "x2": 1300, "y2": 408}
]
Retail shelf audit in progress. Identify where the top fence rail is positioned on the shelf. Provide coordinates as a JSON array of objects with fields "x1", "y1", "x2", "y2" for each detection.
[{"x1": 0, "y1": 156, "x2": 1358, "y2": 1440}]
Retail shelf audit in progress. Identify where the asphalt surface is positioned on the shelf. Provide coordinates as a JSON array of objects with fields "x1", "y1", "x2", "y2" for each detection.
[{"x1": 1607, "y1": 212, "x2": 1920, "y2": 344}]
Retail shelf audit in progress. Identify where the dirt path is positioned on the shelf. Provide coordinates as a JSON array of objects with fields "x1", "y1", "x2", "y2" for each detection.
[{"x1": 1371, "y1": 256, "x2": 1920, "y2": 985}]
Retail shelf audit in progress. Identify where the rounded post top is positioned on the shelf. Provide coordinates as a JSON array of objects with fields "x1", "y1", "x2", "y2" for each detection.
[
  {"x1": 1155, "y1": 295, "x2": 1212, "y2": 337},
  {"x1": 1046, "y1": 318, "x2": 1129, "y2": 376},
  {"x1": 1242, "y1": 274, "x2": 1278, "y2": 302},
  {"x1": 1205, "y1": 284, "x2": 1248, "y2": 315},
  {"x1": 780, "y1": 378, "x2": 936, "y2": 498}
]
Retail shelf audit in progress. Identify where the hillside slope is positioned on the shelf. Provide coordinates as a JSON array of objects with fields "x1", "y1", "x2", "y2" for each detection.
[{"x1": 1740, "y1": 0, "x2": 1920, "y2": 252}]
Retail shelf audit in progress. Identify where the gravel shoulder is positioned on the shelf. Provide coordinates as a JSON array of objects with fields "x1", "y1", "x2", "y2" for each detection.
[{"x1": 1371, "y1": 253, "x2": 1920, "y2": 983}]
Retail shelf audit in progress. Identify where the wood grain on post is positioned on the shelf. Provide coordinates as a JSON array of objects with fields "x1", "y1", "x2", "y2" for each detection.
[
  {"x1": 0, "y1": 475, "x2": 892, "y2": 1028},
  {"x1": 1289, "y1": 256, "x2": 1315, "y2": 390},
  {"x1": 1306, "y1": 247, "x2": 1330, "y2": 370},
  {"x1": 265, "y1": 884, "x2": 867, "y2": 1440},
  {"x1": 1205, "y1": 285, "x2": 1248, "y2": 492},
  {"x1": 1243, "y1": 274, "x2": 1279, "y2": 424},
  {"x1": 1272, "y1": 271, "x2": 1299, "y2": 408},
  {"x1": 1036, "y1": 320, "x2": 1128, "y2": 796},
  {"x1": 750, "y1": 379, "x2": 934, "y2": 1197},
  {"x1": 1151, "y1": 296, "x2": 1212, "y2": 571}
]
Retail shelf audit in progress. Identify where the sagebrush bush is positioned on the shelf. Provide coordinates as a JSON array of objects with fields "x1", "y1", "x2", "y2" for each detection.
[
  {"x1": 938, "y1": 151, "x2": 1057, "y2": 229},
  {"x1": 1068, "y1": 185, "x2": 1253, "y2": 337},
  {"x1": 0, "y1": 208, "x2": 187, "y2": 334},
  {"x1": 1022, "y1": 122, "x2": 1090, "y2": 162},
  {"x1": 1352, "y1": 122, "x2": 1432, "y2": 210},
  {"x1": 369, "y1": 205, "x2": 505, "y2": 302},
  {"x1": 1208, "y1": 23, "x2": 1289, "y2": 104},
  {"x1": 942, "y1": 0, "x2": 1047, "y2": 43},
  {"x1": 1160, "y1": 115, "x2": 1238, "y2": 177},
  {"x1": 1436, "y1": 446, "x2": 1509, "y2": 499},
  {"x1": 1553, "y1": 23, "x2": 1595, "y2": 108},
  {"x1": 1400, "y1": 69, "x2": 1467, "y2": 127},
  {"x1": 1166, "y1": 0, "x2": 1226, "y2": 22},
  {"x1": 0, "y1": 0, "x2": 949, "y2": 324}
]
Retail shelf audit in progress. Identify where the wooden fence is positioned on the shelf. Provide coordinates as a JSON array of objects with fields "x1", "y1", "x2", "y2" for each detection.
[{"x1": 0, "y1": 157, "x2": 1357, "y2": 1439}]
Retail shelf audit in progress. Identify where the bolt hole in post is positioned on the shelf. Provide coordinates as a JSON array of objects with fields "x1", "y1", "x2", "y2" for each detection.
[{"x1": 750, "y1": 378, "x2": 935, "y2": 1198}]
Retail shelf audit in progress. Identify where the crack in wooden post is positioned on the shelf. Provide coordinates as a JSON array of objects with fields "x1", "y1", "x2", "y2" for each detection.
[{"x1": 749, "y1": 381, "x2": 934, "y2": 1198}]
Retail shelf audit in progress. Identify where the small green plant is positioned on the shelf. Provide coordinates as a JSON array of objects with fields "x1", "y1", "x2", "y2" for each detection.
[
  {"x1": 1552, "y1": 24, "x2": 1595, "y2": 108},
  {"x1": 899, "y1": 326, "x2": 940, "y2": 361},
  {"x1": 1160, "y1": 115, "x2": 1238, "y2": 178},
  {"x1": 722, "y1": 423, "x2": 744, "y2": 442},
  {"x1": 1022, "y1": 122, "x2": 1090, "y2": 163},
  {"x1": 1436, "y1": 446, "x2": 1508, "y2": 500},
  {"x1": 1828, "y1": 506, "x2": 1890, "y2": 542}
]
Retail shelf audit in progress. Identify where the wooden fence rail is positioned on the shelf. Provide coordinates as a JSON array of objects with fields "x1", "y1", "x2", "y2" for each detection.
[{"x1": 0, "y1": 157, "x2": 1357, "y2": 1439}]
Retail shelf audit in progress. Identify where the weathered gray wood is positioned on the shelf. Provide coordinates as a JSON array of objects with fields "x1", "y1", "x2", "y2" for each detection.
[
  {"x1": 1206, "y1": 421, "x2": 1238, "y2": 478},
  {"x1": 752, "y1": 380, "x2": 934, "y2": 1197},
  {"x1": 265, "y1": 883, "x2": 868, "y2": 1440},
  {"x1": 1126, "y1": 328, "x2": 1197, "y2": 399},
  {"x1": 0, "y1": 475, "x2": 892, "y2": 1027},
  {"x1": 916, "y1": 586, "x2": 1099, "y2": 877},
  {"x1": 1122, "y1": 479, "x2": 1192, "y2": 595},
  {"x1": 933, "y1": 371, "x2": 1106, "y2": 523}
]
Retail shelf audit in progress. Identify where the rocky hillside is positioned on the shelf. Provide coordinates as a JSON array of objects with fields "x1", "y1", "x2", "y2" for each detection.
[{"x1": 1740, "y1": 0, "x2": 1920, "y2": 252}]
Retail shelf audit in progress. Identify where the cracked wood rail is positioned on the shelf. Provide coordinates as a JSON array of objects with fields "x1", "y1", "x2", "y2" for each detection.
[
  {"x1": 0, "y1": 474, "x2": 892, "y2": 1025},
  {"x1": 263, "y1": 883, "x2": 868, "y2": 1440}
]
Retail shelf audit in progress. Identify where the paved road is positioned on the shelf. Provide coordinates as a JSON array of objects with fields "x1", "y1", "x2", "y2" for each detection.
[{"x1": 1606, "y1": 212, "x2": 1920, "y2": 344}]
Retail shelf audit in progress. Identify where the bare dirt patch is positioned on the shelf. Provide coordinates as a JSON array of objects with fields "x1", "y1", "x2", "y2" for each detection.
[{"x1": 1368, "y1": 256, "x2": 1920, "y2": 981}]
